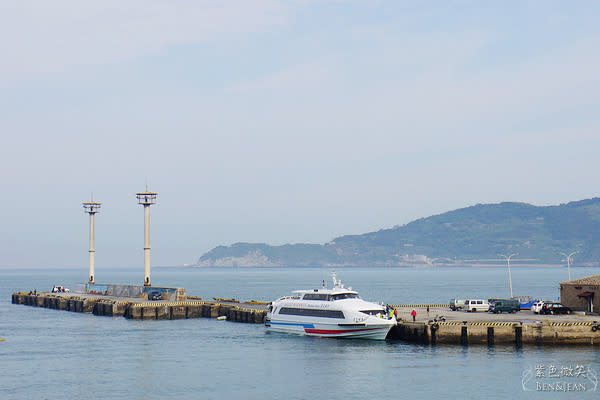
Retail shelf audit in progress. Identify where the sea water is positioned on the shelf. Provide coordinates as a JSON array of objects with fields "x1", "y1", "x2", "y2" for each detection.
[{"x1": 1, "y1": 266, "x2": 599, "y2": 399}]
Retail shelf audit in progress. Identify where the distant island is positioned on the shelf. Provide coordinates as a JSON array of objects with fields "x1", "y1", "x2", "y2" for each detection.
[{"x1": 196, "y1": 198, "x2": 600, "y2": 267}]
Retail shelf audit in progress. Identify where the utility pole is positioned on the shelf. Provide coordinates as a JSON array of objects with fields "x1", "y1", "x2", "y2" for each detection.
[
  {"x1": 499, "y1": 253, "x2": 518, "y2": 298},
  {"x1": 558, "y1": 251, "x2": 579, "y2": 281}
]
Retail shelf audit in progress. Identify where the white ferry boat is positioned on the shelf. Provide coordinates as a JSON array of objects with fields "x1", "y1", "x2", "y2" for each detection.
[{"x1": 265, "y1": 273, "x2": 396, "y2": 340}]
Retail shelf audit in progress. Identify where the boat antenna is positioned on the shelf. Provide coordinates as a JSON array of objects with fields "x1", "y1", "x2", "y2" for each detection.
[{"x1": 331, "y1": 269, "x2": 344, "y2": 288}]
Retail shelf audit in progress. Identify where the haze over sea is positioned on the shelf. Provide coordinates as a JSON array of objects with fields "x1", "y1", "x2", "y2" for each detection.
[{"x1": 2, "y1": 266, "x2": 599, "y2": 399}]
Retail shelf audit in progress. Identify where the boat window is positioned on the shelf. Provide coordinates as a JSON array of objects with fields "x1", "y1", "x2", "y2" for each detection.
[
  {"x1": 330, "y1": 293, "x2": 359, "y2": 301},
  {"x1": 279, "y1": 307, "x2": 345, "y2": 319},
  {"x1": 302, "y1": 293, "x2": 330, "y2": 301},
  {"x1": 360, "y1": 309, "x2": 384, "y2": 316}
]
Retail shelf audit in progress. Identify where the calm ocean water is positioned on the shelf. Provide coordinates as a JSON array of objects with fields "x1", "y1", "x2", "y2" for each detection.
[{"x1": 1, "y1": 266, "x2": 599, "y2": 399}]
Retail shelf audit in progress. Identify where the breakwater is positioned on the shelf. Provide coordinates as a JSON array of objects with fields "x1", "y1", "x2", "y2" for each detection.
[
  {"x1": 11, "y1": 292, "x2": 267, "y2": 323},
  {"x1": 11, "y1": 292, "x2": 600, "y2": 344}
]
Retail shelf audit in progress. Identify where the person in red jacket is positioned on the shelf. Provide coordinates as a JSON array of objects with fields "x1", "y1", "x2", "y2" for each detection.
[{"x1": 411, "y1": 309, "x2": 417, "y2": 322}]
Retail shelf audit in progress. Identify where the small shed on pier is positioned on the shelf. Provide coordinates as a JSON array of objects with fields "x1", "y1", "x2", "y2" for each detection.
[{"x1": 560, "y1": 274, "x2": 600, "y2": 313}]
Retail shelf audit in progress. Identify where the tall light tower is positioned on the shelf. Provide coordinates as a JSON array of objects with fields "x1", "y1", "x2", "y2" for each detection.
[
  {"x1": 558, "y1": 251, "x2": 579, "y2": 281},
  {"x1": 499, "y1": 253, "x2": 518, "y2": 298},
  {"x1": 83, "y1": 200, "x2": 101, "y2": 284},
  {"x1": 136, "y1": 189, "x2": 157, "y2": 286}
]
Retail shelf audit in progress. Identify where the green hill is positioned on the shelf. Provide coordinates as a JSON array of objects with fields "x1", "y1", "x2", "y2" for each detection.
[{"x1": 197, "y1": 198, "x2": 600, "y2": 266}]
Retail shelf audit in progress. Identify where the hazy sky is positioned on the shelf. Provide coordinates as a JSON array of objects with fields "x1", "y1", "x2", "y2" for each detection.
[{"x1": 1, "y1": 1, "x2": 599, "y2": 270}]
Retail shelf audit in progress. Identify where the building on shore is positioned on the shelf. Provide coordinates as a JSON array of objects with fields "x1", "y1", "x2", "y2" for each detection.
[{"x1": 560, "y1": 274, "x2": 600, "y2": 313}]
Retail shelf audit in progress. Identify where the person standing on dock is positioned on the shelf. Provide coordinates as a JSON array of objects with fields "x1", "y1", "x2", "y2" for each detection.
[{"x1": 411, "y1": 309, "x2": 416, "y2": 322}]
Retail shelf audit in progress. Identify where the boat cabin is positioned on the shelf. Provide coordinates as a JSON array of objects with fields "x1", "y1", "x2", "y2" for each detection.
[{"x1": 301, "y1": 293, "x2": 359, "y2": 301}]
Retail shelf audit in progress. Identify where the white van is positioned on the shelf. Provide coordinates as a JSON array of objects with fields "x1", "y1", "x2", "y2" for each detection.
[{"x1": 465, "y1": 299, "x2": 489, "y2": 312}]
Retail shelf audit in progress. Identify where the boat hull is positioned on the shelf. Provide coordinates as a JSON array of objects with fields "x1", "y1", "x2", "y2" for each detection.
[
  {"x1": 519, "y1": 301, "x2": 536, "y2": 310},
  {"x1": 513, "y1": 297, "x2": 538, "y2": 310},
  {"x1": 266, "y1": 319, "x2": 394, "y2": 340}
]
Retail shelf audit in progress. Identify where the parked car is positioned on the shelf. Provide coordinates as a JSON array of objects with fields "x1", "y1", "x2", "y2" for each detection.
[
  {"x1": 531, "y1": 301, "x2": 547, "y2": 314},
  {"x1": 490, "y1": 299, "x2": 520, "y2": 314},
  {"x1": 148, "y1": 291, "x2": 162, "y2": 301},
  {"x1": 465, "y1": 299, "x2": 489, "y2": 312},
  {"x1": 487, "y1": 299, "x2": 507, "y2": 311},
  {"x1": 539, "y1": 303, "x2": 571, "y2": 315},
  {"x1": 449, "y1": 299, "x2": 466, "y2": 311}
]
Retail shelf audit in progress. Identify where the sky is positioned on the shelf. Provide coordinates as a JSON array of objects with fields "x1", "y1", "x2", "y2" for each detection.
[{"x1": 1, "y1": 1, "x2": 599, "y2": 270}]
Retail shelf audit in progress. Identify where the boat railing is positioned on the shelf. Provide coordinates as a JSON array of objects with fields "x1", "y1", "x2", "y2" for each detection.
[{"x1": 278, "y1": 295, "x2": 301, "y2": 301}]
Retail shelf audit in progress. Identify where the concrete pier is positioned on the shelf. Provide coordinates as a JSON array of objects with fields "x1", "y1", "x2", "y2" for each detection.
[
  {"x1": 388, "y1": 305, "x2": 600, "y2": 345},
  {"x1": 389, "y1": 320, "x2": 600, "y2": 345},
  {"x1": 11, "y1": 292, "x2": 268, "y2": 323},
  {"x1": 11, "y1": 293, "x2": 600, "y2": 344}
]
